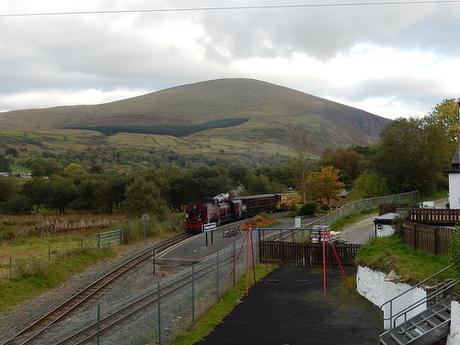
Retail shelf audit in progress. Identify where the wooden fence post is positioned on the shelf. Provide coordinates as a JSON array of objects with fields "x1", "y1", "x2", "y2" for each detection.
[
  {"x1": 434, "y1": 227, "x2": 438, "y2": 255},
  {"x1": 413, "y1": 223, "x2": 417, "y2": 251},
  {"x1": 9, "y1": 256, "x2": 12, "y2": 280}
]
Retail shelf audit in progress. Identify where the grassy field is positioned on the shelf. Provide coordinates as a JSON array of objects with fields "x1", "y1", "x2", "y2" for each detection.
[
  {"x1": 0, "y1": 213, "x2": 127, "y2": 245},
  {"x1": 0, "y1": 248, "x2": 116, "y2": 313},
  {"x1": 172, "y1": 264, "x2": 277, "y2": 345},
  {"x1": 356, "y1": 236, "x2": 456, "y2": 284},
  {"x1": 0, "y1": 212, "x2": 183, "y2": 313}
]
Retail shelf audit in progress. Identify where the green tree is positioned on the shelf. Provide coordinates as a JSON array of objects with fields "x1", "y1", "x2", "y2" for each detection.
[
  {"x1": 5, "y1": 147, "x2": 19, "y2": 158},
  {"x1": 242, "y1": 173, "x2": 283, "y2": 195},
  {"x1": 21, "y1": 178, "x2": 50, "y2": 207},
  {"x1": 320, "y1": 148, "x2": 366, "y2": 186},
  {"x1": 375, "y1": 118, "x2": 450, "y2": 193},
  {"x1": 299, "y1": 201, "x2": 317, "y2": 216},
  {"x1": 350, "y1": 172, "x2": 388, "y2": 199},
  {"x1": 0, "y1": 154, "x2": 11, "y2": 172},
  {"x1": 0, "y1": 178, "x2": 16, "y2": 203},
  {"x1": 46, "y1": 176, "x2": 77, "y2": 214},
  {"x1": 30, "y1": 158, "x2": 61, "y2": 177},
  {"x1": 64, "y1": 163, "x2": 87, "y2": 177},
  {"x1": 124, "y1": 176, "x2": 168, "y2": 219},
  {"x1": 2, "y1": 194, "x2": 33, "y2": 214},
  {"x1": 160, "y1": 166, "x2": 193, "y2": 210}
]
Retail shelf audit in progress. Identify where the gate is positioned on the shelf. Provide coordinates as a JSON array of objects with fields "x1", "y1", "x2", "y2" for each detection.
[
  {"x1": 259, "y1": 241, "x2": 360, "y2": 266},
  {"x1": 97, "y1": 229, "x2": 124, "y2": 248}
]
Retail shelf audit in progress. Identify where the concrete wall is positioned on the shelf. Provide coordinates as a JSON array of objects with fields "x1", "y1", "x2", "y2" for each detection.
[
  {"x1": 356, "y1": 266, "x2": 427, "y2": 329},
  {"x1": 447, "y1": 301, "x2": 460, "y2": 345},
  {"x1": 449, "y1": 173, "x2": 460, "y2": 209},
  {"x1": 376, "y1": 224, "x2": 394, "y2": 237}
]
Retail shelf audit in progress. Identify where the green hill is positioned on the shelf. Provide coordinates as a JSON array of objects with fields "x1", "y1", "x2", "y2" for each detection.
[{"x1": 0, "y1": 78, "x2": 390, "y2": 161}]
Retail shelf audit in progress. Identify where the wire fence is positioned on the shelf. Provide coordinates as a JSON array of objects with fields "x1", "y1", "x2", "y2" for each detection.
[
  {"x1": 0, "y1": 237, "x2": 94, "y2": 281},
  {"x1": 33, "y1": 238, "x2": 259, "y2": 345},
  {"x1": 309, "y1": 190, "x2": 419, "y2": 227},
  {"x1": 281, "y1": 190, "x2": 419, "y2": 243}
]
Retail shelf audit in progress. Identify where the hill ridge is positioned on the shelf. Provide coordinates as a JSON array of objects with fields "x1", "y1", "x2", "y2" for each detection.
[{"x1": 0, "y1": 78, "x2": 390, "y2": 159}]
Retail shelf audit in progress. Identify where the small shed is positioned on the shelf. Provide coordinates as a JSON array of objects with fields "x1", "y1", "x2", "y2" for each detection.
[{"x1": 373, "y1": 213, "x2": 400, "y2": 238}]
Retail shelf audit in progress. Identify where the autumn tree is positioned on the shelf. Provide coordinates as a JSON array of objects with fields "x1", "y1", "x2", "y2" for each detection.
[
  {"x1": 305, "y1": 166, "x2": 344, "y2": 206},
  {"x1": 426, "y1": 99, "x2": 459, "y2": 147}
]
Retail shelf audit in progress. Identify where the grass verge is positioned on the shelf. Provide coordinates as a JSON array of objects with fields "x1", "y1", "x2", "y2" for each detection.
[
  {"x1": 0, "y1": 248, "x2": 115, "y2": 313},
  {"x1": 172, "y1": 264, "x2": 277, "y2": 345},
  {"x1": 356, "y1": 236, "x2": 456, "y2": 284},
  {"x1": 330, "y1": 207, "x2": 377, "y2": 232}
]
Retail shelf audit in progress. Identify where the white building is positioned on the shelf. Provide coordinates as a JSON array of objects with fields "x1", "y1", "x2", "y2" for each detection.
[
  {"x1": 449, "y1": 149, "x2": 460, "y2": 209},
  {"x1": 373, "y1": 213, "x2": 399, "y2": 237},
  {"x1": 448, "y1": 99, "x2": 460, "y2": 209}
]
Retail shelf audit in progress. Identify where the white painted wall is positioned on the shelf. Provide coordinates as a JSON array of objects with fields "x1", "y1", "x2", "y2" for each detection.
[
  {"x1": 356, "y1": 266, "x2": 427, "y2": 329},
  {"x1": 376, "y1": 224, "x2": 394, "y2": 237},
  {"x1": 447, "y1": 301, "x2": 460, "y2": 345},
  {"x1": 449, "y1": 173, "x2": 460, "y2": 209}
]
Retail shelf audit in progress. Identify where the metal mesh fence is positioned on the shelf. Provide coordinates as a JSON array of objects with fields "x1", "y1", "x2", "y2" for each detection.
[
  {"x1": 310, "y1": 190, "x2": 419, "y2": 227},
  {"x1": 0, "y1": 239, "x2": 88, "y2": 281},
  {"x1": 281, "y1": 190, "x2": 419, "y2": 243},
  {"x1": 45, "y1": 239, "x2": 260, "y2": 345}
]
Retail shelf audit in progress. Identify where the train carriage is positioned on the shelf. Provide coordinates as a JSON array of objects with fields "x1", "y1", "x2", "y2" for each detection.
[
  {"x1": 236, "y1": 194, "x2": 277, "y2": 217},
  {"x1": 184, "y1": 192, "x2": 298, "y2": 234}
]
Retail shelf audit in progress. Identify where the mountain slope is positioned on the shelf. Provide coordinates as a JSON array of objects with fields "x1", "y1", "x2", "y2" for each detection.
[{"x1": 0, "y1": 78, "x2": 390, "y2": 159}]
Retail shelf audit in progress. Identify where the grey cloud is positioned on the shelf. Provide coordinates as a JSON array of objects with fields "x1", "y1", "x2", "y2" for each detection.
[
  {"x1": 196, "y1": 3, "x2": 453, "y2": 60},
  {"x1": 0, "y1": 0, "x2": 458, "y2": 115},
  {"x1": 332, "y1": 78, "x2": 446, "y2": 104},
  {"x1": 0, "y1": 14, "x2": 229, "y2": 94}
]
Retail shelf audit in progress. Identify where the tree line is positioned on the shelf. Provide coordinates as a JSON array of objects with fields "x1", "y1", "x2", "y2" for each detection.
[
  {"x1": 0, "y1": 99, "x2": 457, "y2": 217},
  {"x1": 0, "y1": 162, "x2": 293, "y2": 218}
]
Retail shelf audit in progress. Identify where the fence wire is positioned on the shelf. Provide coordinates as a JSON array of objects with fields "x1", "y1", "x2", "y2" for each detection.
[{"x1": 47, "y1": 239, "x2": 260, "y2": 345}]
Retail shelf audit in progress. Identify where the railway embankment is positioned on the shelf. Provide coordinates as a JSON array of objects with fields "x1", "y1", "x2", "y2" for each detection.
[{"x1": 0, "y1": 232, "x2": 185, "y2": 344}]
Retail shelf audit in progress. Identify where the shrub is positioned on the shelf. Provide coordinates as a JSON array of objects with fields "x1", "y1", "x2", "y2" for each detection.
[
  {"x1": 449, "y1": 229, "x2": 460, "y2": 273},
  {"x1": 299, "y1": 201, "x2": 317, "y2": 216}
]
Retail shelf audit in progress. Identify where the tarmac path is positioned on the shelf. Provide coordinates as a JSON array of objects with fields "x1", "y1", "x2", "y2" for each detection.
[
  {"x1": 198, "y1": 266, "x2": 382, "y2": 345},
  {"x1": 339, "y1": 213, "x2": 378, "y2": 245},
  {"x1": 338, "y1": 197, "x2": 448, "y2": 245}
]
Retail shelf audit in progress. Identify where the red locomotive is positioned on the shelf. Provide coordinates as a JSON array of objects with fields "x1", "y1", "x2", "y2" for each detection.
[{"x1": 185, "y1": 193, "x2": 281, "y2": 234}]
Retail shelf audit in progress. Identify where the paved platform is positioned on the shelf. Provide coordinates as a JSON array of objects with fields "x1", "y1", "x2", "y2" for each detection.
[
  {"x1": 198, "y1": 266, "x2": 383, "y2": 345},
  {"x1": 158, "y1": 220, "x2": 248, "y2": 265},
  {"x1": 158, "y1": 216, "x2": 310, "y2": 265}
]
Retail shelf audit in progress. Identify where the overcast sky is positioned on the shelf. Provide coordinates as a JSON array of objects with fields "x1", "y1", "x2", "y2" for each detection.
[{"x1": 1, "y1": 0, "x2": 460, "y2": 119}]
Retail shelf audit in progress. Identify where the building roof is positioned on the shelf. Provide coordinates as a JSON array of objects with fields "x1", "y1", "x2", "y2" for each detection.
[
  {"x1": 452, "y1": 149, "x2": 460, "y2": 166},
  {"x1": 446, "y1": 149, "x2": 460, "y2": 173},
  {"x1": 373, "y1": 212, "x2": 399, "y2": 225}
]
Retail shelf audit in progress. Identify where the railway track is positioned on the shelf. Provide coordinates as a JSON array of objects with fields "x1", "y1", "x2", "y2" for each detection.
[
  {"x1": 56, "y1": 253, "x2": 234, "y2": 345},
  {"x1": 3, "y1": 233, "x2": 192, "y2": 345}
]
